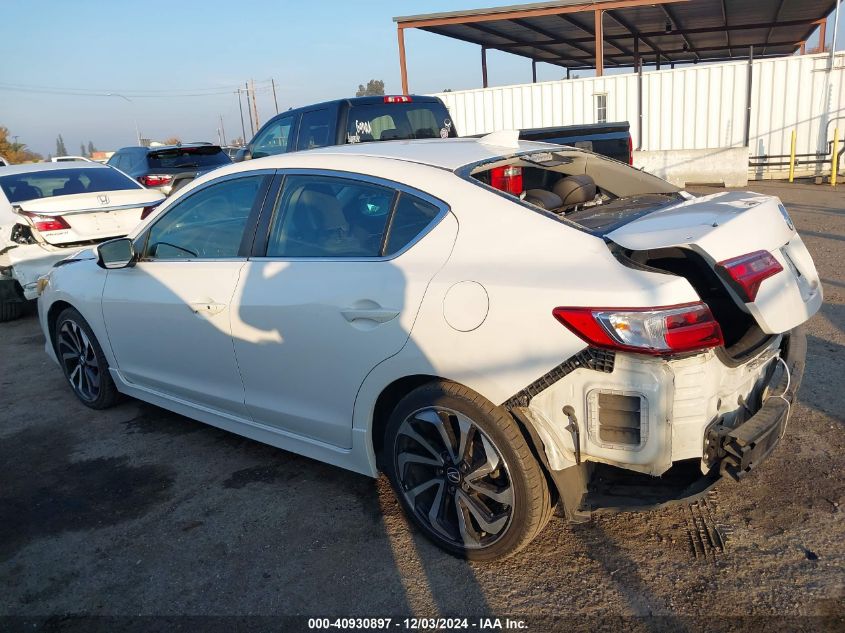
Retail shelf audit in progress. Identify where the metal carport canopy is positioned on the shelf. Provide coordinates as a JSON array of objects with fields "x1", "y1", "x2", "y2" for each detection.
[{"x1": 393, "y1": 0, "x2": 836, "y2": 90}]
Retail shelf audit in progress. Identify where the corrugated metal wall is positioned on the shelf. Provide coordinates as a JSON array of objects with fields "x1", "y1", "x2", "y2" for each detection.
[{"x1": 433, "y1": 52, "x2": 845, "y2": 175}]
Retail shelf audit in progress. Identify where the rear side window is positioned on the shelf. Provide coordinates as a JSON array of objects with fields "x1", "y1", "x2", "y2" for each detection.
[
  {"x1": 346, "y1": 102, "x2": 456, "y2": 143},
  {"x1": 147, "y1": 147, "x2": 230, "y2": 169},
  {"x1": 266, "y1": 175, "x2": 394, "y2": 258},
  {"x1": 296, "y1": 109, "x2": 333, "y2": 150},
  {"x1": 384, "y1": 193, "x2": 441, "y2": 255},
  {"x1": 0, "y1": 167, "x2": 141, "y2": 202}
]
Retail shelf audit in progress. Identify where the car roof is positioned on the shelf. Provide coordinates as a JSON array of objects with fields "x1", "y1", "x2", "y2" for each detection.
[
  {"x1": 293, "y1": 136, "x2": 562, "y2": 171},
  {"x1": 0, "y1": 162, "x2": 113, "y2": 176}
]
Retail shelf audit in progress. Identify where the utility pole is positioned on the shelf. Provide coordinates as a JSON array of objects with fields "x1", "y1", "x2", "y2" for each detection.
[
  {"x1": 236, "y1": 90, "x2": 247, "y2": 143},
  {"x1": 219, "y1": 115, "x2": 227, "y2": 146},
  {"x1": 244, "y1": 82, "x2": 255, "y2": 136},
  {"x1": 271, "y1": 78, "x2": 279, "y2": 114},
  {"x1": 250, "y1": 79, "x2": 260, "y2": 130}
]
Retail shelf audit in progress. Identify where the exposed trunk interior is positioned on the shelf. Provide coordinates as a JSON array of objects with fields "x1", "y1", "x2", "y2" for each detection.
[{"x1": 616, "y1": 246, "x2": 775, "y2": 361}]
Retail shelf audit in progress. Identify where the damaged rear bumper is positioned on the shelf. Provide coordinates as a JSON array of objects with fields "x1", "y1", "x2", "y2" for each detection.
[{"x1": 518, "y1": 328, "x2": 806, "y2": 521}]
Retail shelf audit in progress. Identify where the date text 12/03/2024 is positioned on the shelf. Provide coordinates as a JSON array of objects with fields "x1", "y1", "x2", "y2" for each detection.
[{"x1": 307, "y1": 617, "x2": 528, "y2": 630}]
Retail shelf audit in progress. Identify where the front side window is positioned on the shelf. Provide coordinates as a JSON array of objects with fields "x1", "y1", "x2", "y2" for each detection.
[
  {"x1": 296, "y1": 109, "x2": 333, "y2": 150},
  {"x1": 266, "y1": 175, "x2": 394, "y2": 258},
  {"x1": 144, "y1": 175, "x2": 264, "y2": 260},
  {"x1": 252, "y1": 115, "x2": 296, "y2": 158}
]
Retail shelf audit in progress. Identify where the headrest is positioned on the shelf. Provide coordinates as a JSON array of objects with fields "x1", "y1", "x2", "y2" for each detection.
[
  {"x1": 298, "y1": 189, "x2": 346, "y2": 231},
  {"x1": 524, "y1": 189, "x2": 563, "y2": 210},
  {"x1": 553, "y1": 174, "x2": 596, "y2": 207}
]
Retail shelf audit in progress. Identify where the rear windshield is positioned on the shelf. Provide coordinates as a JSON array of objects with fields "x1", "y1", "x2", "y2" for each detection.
[
  {"x1": 346, "y1": 102, "x2": 457, "y2": 143},
  {"x1": 0, "y1": 167, "x2": 141, "y2": 203},
  {"x1": 147, "y1": 146, "x2": 231, "y2": 169},
  {"x1": 467, "y1": 150, "x2": 681, "y2": 234}
]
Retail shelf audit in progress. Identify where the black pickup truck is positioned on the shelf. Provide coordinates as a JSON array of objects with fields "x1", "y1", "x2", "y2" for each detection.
[
  {"x1": 235, "y1": 95, "x2": 458, "y2": 161},
  {"x1": 236, "y1": 95, "x2": 633, "y2": 164},
  {"x1": 517, "y1": 121, "x2": 632, "y2": 164}
]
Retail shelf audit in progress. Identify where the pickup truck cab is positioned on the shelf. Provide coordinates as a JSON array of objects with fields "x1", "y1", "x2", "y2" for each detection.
[{"x1": 236, "y1": 95, "x2": 457, "y2": 161}]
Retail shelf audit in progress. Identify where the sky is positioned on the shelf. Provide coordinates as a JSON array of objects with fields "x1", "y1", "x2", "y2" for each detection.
[{"x1": 1, "y1": 0, "x2": 843, "y2": 156}]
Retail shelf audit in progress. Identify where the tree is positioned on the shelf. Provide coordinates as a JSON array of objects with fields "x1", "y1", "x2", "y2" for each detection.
[
  {"x1": 164, "y1": 136, "x2": 181, "y2": 145},
  {"x1": 0, "y1": 126, "x2": 42, "y2": 164},
  {"x1": 56, "y1": 134, "x2": 67, "y2": 156},
  {"x1": 87, "y1": 141, "x2": 96, "y2": 155},
  {"x1": 355, "y1": 79, "x2": 385, "y2": 97}
]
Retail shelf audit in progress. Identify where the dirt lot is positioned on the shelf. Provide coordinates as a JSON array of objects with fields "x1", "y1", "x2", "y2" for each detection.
[{"x1": 0, "y1": 181, "x2": 842, "y2": 631}]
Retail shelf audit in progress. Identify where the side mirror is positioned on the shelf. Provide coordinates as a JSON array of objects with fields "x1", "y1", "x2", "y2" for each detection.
[
  {"x1": 234, "y1": 148, "x2": 251, "y2": 162},
  {"x1": 96, "y1": 237, "x2": 136, "y2": 269}
]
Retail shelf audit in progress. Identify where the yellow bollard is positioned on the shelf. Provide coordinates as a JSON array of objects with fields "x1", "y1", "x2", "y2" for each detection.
[
  {"x1": 789, "y1": 130, "x2": 797, "y2": 183},
  {"x1": 832, "y1": 128, "x2": 840, "y2": 187}
]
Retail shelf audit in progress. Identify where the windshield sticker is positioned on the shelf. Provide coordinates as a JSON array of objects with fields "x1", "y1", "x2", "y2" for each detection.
[
  {"x1": 355, "y1": 120, "x2": 372, "y2": 135},
  {"x1": 440, "y1": 118, "x2": 453, "y2": 138},
  {"x1": 526, "y1": 152, "x2": 555, "y2": 163},
  {"x1": 346, "y1": 133, "x2": 360, "y2": 144},
  {"x1": 440, "y1": 128, "x2": 449, "y2": 138}
]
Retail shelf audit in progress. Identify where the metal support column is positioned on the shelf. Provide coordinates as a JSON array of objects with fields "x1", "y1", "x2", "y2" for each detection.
[
  {"x1": 532, "y1": 59, "x2": 537, "y2": 83},
  {"x1": 744, "y1": 46, "x2": 754, "y2": 147},
  {"x1": 398, "y1": 27, "x2": 409, "y2": 94},
  {"x1": 594, "y1": 9, "x2": 604, "y2": 76},
  {"x1": 482, "y1": 46, "x2": 489, "y2": 88},
  {"x1": 637, "y1": 58, "x2": 644, "y2": 150}
]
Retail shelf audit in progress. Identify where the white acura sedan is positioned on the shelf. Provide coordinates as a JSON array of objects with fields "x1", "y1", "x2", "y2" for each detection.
[{"x1": 37, "y1": 134, "x2": 822, "y2": 560}]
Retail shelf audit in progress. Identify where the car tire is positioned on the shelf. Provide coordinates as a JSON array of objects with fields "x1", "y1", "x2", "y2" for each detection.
[
  {"x1": 384, "y1": 380, "x2": 552, "y2": 561},
  {"x1": 54, "y1": 307, "x2": 120, "y2": 409},
  {"x1": 0, "y1": 299, "x2": 23, "y2": 322}
]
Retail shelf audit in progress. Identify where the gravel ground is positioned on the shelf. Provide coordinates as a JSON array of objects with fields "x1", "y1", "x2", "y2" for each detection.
[{"x1": 0, "y1": 180, "x2": 842, "y2": 632}]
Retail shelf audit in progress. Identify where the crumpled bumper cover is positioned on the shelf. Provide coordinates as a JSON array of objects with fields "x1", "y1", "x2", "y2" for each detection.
[
  {"x1": 542, "y1": 328, "x2": 807, "y2": 520},
  {"x1": 705, "y1": 327, "x2": 806, "y2": 481}
]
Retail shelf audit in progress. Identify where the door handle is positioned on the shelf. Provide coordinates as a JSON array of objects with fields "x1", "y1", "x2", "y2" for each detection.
[
  {"x1": 341, "y1": 307, "x2": 399, "y2": 324},
  {"x1": 189, "y1": 301, "x2": 226, "y2": 316}
]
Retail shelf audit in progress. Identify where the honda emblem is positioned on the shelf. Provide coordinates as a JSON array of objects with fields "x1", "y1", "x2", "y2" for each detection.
[{"x1": 98, "y1": 194, "x2": 110, "y2": 205}]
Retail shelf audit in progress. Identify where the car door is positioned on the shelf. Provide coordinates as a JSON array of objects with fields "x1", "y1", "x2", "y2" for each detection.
[
  {"x1": 101, "y1": 172, "x2": 273, "y2": 417},
  {"x1": 230, "y1": 171, "x2": 458, "y2": 448}
]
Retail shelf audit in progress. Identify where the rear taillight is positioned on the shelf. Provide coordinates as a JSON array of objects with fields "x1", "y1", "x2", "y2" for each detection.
[
  {"x1": 19, "y1": 211, "x2": 70, "y2": 232},
  {"x1": 489, "y1": 166, "x2": 523, "y2": 195},
  {"x1": 140, "y1": 205, "x2": 158, "y2": 220},
  {"x1": 716, "y1": 250, "x2": 783, "y2": 302},
  {"x1": 384, "y1": 95, "x2": 412, "y2": 103},
  {"x1": 139, "y1": 175, "x2": 173, "y2": 187},
  {"x1": 553, "y1": 302, "x2": 724, "y2": 355}
]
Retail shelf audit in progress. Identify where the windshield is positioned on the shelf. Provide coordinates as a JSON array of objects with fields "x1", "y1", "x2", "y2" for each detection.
[
  {"x1": 346, "y1": 102, "x2": 457, "y2": 143},
  {"x1": 147, "y1": 146, "x2": 231, "y2": 169},
  {"x1": 0, "y1": 167, "x2": 142, "y2": 203}
]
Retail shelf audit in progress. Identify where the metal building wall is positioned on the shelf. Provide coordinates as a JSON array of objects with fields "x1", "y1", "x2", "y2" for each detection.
[{"x1": 432, "y1": 52, "x2": 845, "y2": 178}]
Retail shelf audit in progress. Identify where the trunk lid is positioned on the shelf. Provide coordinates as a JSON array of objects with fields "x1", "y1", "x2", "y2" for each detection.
[
  {"x1": 605, "y1": 191, "x2": 822, "y2": 334},
  {"x1": 17, "y1": 188, "x2": 164, "y2": 246}
]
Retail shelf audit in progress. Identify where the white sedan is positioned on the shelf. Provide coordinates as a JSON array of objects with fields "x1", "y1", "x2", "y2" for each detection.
[
  {"x1": 36, "y1": 134, "x2": 822, "y2": 560},
  {"x1": 0, "y1": 162, "x2": 164, "y2": 321}
]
